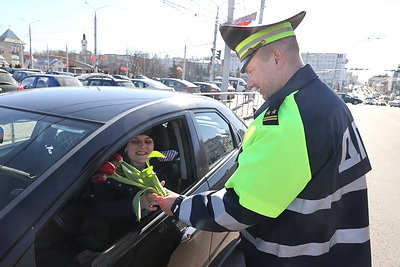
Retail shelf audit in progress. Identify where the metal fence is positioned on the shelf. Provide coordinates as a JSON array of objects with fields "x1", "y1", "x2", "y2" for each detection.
[{"x1": 196, "y1": 91, "x2": 264, "y2": 124}]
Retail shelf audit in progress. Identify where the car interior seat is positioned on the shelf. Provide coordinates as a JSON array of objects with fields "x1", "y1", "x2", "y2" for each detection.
[{"x1": 151, "y1": 124, "x2": 181, "y2": 192}]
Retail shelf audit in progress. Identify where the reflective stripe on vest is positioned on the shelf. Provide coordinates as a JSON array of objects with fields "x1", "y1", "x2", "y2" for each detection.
[
  {"x1": 287, "y1": 175, "x2": 367, "y2": 214},
  {"x1": 241, "y1": 226, "x2": 370, "y2": 257},
  {"x1": 210, "y1": 188, "x2": 252, "y2": 231}
]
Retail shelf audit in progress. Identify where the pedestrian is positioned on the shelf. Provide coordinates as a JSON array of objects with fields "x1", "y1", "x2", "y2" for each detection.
[{"x1": 149, "y1": 11, "x2": 372, "y2": 266}]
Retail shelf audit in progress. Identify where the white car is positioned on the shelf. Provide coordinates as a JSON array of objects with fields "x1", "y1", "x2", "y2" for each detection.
[
  {"x1": 389, "y1": 99, "x2": 400, "y2": 107},
  {"x1": 131, "y1": 78, "x2": 174, "y2": 91}
]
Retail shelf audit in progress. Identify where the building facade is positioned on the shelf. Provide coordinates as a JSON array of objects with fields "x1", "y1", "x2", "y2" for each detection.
[
  {"x1": 0, "y1": 29, "x2": 25, "y2": 68},
  {"x1": 301, "y1": 52, "x2": 347, "y2": 91}
]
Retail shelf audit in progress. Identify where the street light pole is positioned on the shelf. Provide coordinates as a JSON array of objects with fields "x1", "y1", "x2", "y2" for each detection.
[
  {"x1": 209, "y1": 1, "x2": 228, "y2": 82},
  {"x1": 85, "y1": 2, "x2": 107, "y2": 73},
  {"x1": 21, "y1": 19, "x2": 40, "y2": 69},
  {"x1": 209, "y1": 6, "x2": 220, "y2": 81}
]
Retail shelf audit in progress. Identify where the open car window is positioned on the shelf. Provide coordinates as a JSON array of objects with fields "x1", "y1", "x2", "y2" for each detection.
[{"x1": 33, "y1": 118, "x2": 196, "y2": 266}]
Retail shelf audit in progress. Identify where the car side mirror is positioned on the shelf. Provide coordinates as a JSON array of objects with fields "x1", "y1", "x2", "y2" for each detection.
[{"x1": 0, "y1": 126, "x2": 4, "y2": 144}]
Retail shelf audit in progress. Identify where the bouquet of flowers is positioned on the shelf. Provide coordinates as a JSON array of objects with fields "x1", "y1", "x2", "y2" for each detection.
[{"x1": 91, "y1": 152, "x2": 167, "y2": 221}]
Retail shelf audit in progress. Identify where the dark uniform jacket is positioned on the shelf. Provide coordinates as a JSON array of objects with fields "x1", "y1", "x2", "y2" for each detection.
[
  {"x1": 90, "y1": 158, "x2": 168, "y2": 247},
  {"x1": 172, "y1": 64, "x2": 372, "y2": 266}
]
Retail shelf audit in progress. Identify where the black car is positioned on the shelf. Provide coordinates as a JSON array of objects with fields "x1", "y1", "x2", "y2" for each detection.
[
  {"x1": 193, "y1": 81, "x2": 222, "y2": 99},
  {"x1": 337, "y1": 93, "x2": 363, "y2": 105},
  {"x1": 160, "y1": 78, "x2": 200, "y2": 93},
  {"x1": 82, "y1": 76, "x2": 135, "y2": 88},
  {"x1": 20, "y1": 74, "x2": 82, "y2": 89},
  {"x1": 12, "y1": 70, "x2": 39, "y2": 82},
  {"x1": 0, "y1": 87, "x2": 247, "y2": 266},
  {"x1": 209, "y1": 81, "x2": 236, "y2": 101}
]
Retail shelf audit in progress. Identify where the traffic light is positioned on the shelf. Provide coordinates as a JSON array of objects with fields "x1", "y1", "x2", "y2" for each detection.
[{"x1": 216, "y1": 50, "x2": 221, "y2": 60}]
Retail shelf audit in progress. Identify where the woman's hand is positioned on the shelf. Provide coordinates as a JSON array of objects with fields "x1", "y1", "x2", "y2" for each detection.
[
  {"x1": 140, "y1": 180, "x2": 166, "y2": 211},
  {"x1": 146, "y1": 189, "x2": 180, "y2": 216}
]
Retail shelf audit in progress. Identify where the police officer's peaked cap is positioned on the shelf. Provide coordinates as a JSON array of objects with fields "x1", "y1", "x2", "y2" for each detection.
[{"x1": 219, "y1": 11, "x2": 306, "y2": 73}]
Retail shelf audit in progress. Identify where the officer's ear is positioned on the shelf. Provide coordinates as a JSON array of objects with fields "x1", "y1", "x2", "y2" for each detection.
[{"x1": 272, "y1": 48, "x2": 284, "y2": 68}]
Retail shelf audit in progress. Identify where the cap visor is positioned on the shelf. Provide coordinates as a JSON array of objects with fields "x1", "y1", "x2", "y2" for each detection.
[{"x1": 240, "y1": 53, "x2": 255, "y2": 73}]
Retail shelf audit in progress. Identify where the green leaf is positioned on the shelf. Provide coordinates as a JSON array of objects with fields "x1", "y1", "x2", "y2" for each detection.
[
  {"x1": 132, "y1": 187, "x2": 157, "y2": 222},
  {"x1": 148, "y1": 151, "x2": 165, "y2": 158},
  {"x1": 109, "y1": 173, "x2": 147, "y2": 189}
]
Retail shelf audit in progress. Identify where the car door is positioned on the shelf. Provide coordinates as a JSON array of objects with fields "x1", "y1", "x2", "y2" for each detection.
[
  {"x1": 20, "y1": 76, "x2": 36, "y2": 89},
  {"x1": 88, "y1": 115, "x2": 210, "y2": 267},
  {"x1": 194, "y1": 110, "x2": 244, "y2": 264},
  {"x1": 92, "y1": 107, "x2": 246, "y2": 267},
  {"x1": 167, "y1": 109, "x2": 246, "y2": 266}
]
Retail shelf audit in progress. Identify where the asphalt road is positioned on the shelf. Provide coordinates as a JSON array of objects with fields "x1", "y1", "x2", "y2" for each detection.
[{"x1": 348, "y1": 103, "x2": 400, "y2": 267}]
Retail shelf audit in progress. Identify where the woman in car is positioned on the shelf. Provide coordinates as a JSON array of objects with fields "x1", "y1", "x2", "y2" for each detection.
[{"x1": 84, "y1": 129, "x2": 168, "y2": 251}]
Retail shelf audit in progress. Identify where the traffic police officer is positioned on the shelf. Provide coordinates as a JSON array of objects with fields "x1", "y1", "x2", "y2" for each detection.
[{"x1": 150, "y1": 11, "x2": 372, "y2": 266}]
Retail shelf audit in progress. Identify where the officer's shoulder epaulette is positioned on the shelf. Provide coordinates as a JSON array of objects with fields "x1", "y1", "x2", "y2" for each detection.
[{"x1": 263, "y1": 97, "x2": 285, "y2": 125}]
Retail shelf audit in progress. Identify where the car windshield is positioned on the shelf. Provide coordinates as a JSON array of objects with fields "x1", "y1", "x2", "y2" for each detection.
[
  {"x1": 116, "y1": 81, "x2": 135, "y2": 87},
  {"x1": 55, "y1": 77, "x2": 82, "y2": 86},
  {"x1": 0, "y1": 73, "x2": 17, "y2": 84},
  {"x1": 0, "y1": 107, "x2": 100, "y2": 210}
]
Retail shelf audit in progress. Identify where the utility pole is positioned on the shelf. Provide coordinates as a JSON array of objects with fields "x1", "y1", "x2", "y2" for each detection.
[
  {"x1": 66, "y1": 45, "x2": 69, "y2": 73},
  {"x1": 28, "y1": 21, "x2": 40, "y2": 69},
  {"x1": 125, "y1": 49, "x2": 129, "y2": 77},
  {"x1": 46, "y1": 45, "x2": 49, "y2": 71},
  {"x1": 209, "y1": 5, "x2": 220, "y2": 81},
  {"x1": 259, "y1": 0, "x2": 266, "y2": 24},
  {"x1": 221, "y1": 0, "x2": 235, "y2": 96},
  {"x1": 85, "y1": 2, "x2": 107, "y2": 73},
  {"x1": 182, "y1": 44, "x2": 187, "y2": 80},
  {"x1": 21, "y1": 19, "x2": 40, "y2": 69}
]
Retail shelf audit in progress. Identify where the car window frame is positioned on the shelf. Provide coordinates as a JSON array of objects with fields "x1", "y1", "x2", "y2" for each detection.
[{"x1": 29, "y1": 111, "x2": 204, "y2": 265}]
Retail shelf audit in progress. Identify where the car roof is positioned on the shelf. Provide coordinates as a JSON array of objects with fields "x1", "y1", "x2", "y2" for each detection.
[
  {"x1": 194, "y1": 82, "x2": 210, "y2": 85},
  {"x1": 13, "y1": 70, "x2": 38, "y2": 74},
  {"x1": 132, "y1": 78, "x2": 171, "y2": 86},
  {"x1": 23, "y1": 74, "x2": 77, "y2": 78},
  {"x1": 0, "y1": 69, "x2": 11, "y2": 74},
  {"x1": 162, "y1": 78, "x2": 197, "y2": 86},
  {"x1": 0, "y1": 86, "x2": 219, "y2": 123}
]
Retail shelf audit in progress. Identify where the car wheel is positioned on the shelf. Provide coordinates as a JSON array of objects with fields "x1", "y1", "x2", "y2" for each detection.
[{"x1": 353, "y1": 100, "x2": 359, "y2": 105}]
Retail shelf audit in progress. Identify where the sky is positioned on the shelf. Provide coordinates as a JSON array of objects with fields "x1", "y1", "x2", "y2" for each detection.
[{"x1": 1, "y1": 0, "x2": 399, "y2": 82}]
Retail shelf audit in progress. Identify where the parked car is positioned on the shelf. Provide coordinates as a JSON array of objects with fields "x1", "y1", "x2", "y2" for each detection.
[
  {"x1": 132, "y1": 78, "x2": 174, "y2": 91},
  {"x1": 364, "y1": 97, "x2": 375, "y2": 105},
  {"x1": 46, "y1": 71, "x2": 74, "y2": 76},
  {"x1": 132, "y1": 75, "x2": 148, "y2": 79},
  {"x1": 0, "y1": 86, "x2": 247, "y2": 266},
  {"x1": 193, "y1": 81, "x2": 222, "y2": 99},
  {"x1": 376, "y1": 99, "x2": 387, "y2": 106},
  {"x1": 12, "y1": 70, "x2": 38, "y2": 82},
  {"x1": 0, "y1": 69, "x2": 23, "y2": 93},
  {"x1": 82, "y1": 76, "x2": 135, "y2": 88},
  {"x1": 160, "y1": 78, "x2": 200, "y2": 93},
  {"x1": 76, "y1": 73, "x2": 112, "y2": 81},
  {"x1": 214, "y1": 77, "x2": 247, "y2": 92},
  {"x1": 20, "y1": 74, "x2": 83, "y2": 89},
  {"x1": 388, "y1": 99, "x2": 400, "y2": 107},
  {"x1": 337, "y1": 93, "x2": 363, "y2": 105},
  {"x1": 112, "y1": 74, "x2": 131, "y2": 80},
  {"x1": 210, "y1": 81, "x2": 236, "y2": 100}
]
